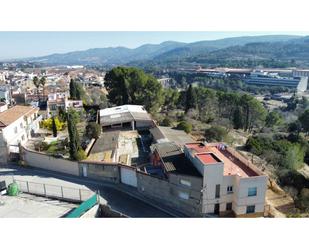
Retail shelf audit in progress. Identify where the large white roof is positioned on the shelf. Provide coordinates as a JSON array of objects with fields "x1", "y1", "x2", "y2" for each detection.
[{"x1": 99, "y1": 105, "x2": 147, "y2": 116}]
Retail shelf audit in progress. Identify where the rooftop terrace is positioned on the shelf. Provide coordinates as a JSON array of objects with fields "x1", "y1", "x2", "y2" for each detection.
[{"x1": 185, "y1": 143, "x2": 261, "y2": 177}]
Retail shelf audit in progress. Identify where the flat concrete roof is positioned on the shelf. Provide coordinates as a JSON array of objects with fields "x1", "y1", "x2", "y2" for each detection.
[
  {"x1": 185, "y1": 143, "x2": 260, "y2": 177},
  {"x1": 0, "y1": 193, "x2": 76, "y2": 218}
]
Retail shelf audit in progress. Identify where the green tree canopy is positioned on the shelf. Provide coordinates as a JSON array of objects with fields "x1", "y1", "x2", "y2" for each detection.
[
  {"x1": 299, "y1": 109, "x2": 309, "y2": 134},
  {"x1": 265, "y1": 111, "x2": 283, "y2": 127},
  {"x1": 185, "y1": 84, "x2": 197, "y2": 112},
  {"x1": 104, "y1": 67, "x2": 164, "y2": 113}
]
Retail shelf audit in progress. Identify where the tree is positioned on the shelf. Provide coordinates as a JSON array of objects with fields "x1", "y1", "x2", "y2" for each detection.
[
  {"x1": 69, "y1": 79, "x2": 77, "y2": 100},
  {"x1": 233, "y1": 106, "x2": 244, "y2": 129},
  {"x1": 67, "y1": 111, "x2": 80, "y2": 160},
  {"x1": 299, "y1": 109, "x2": 309, "y2": 134},
  {"x1": 240, "y1": 94, "x2": 266, "y2": 131},
  {"x1": 288, "y1": 120, "x2": 302, "y2": 134},
  {"x1": 104, "y1": 67, "x2": 164, "y2": 113},
  {"x1": 58, "y1": 107, "x2": 67, "y2": 122},
  {"x1": 185, "y1": 84, "x2": 197, "y2": 112},
  {"x1": 162, "y1": 88, "x2": 179, "y2": 110},
  {"x1": 265, "y1": 111, "x2": 283, "y2": 127},
  {"x1": 204, "y1": 126, "x2": 228, "y2": 142},
  {"x1": 85, "y1": 122, "x2": 101, "y2": 139},
  {"x1": 40, "y1": 76, "x2": 46, "y2": 99},
  {"x1": 176, "y1": 121, "x2": 192, "y2": 133},
  {"x1": 52, "y1": 116, "x2": 57, "y2": 138},
  {"x1": 33, "y1": 76, "x2": 40, "y2": 100}
]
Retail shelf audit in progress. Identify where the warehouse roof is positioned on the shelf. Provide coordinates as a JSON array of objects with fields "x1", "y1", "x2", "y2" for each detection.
[{"x1": 99, "y1": 105, "x2": 152, "y2": 126}]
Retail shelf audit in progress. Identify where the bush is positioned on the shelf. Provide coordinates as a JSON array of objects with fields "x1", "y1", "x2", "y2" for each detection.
[
  {"x1": 85, "y1": 122, "x2": 101, "y2": 139},
  {"x1": 160, "y1": 117, "x2": 172, "y2": 127},
  {"x1": 41, "y1": 117, "x2": 65, "y2": 131},
  {"x1": 75, "y1": 149, "x2": 87, "y2": 161},
  {"x1": 296, "y1": 188, "x2": 309, "y2": 211},
  {"x1": 176, "y1": 121, "x2": 192, "y2": 133},
  {"x1": 204, "y1": 126, "x2": 228, "y2": 142}
]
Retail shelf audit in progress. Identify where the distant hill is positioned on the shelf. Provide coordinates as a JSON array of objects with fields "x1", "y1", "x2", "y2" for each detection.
[{"x1": 22, "y1": 35, "x2": 302, "y2": 66}]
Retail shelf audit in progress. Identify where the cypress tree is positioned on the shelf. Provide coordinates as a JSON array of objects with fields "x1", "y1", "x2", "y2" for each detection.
[
  {"x1": 52, "y1": 116, "x2": 57, "y2": 138},
  {"x1": 67, "y1": 112, "x2": 80, "y2": 160},
  {"x1": 185, "y1": 84, "x2": 197, "y2": 112},
  {"x1": 69, "y1": 79, "x2": 77, "y2": 100}
]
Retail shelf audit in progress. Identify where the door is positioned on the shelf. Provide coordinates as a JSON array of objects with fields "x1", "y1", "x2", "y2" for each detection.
[
  {"x1": 82, "y1": 165, "x2": 87, "y2": 177},
  {"x1": 120, "y1": 167, "x2": 137, "y2": 187},
  {"x1": 214, "y1": 203, "x2": 220, "y2": 215}
]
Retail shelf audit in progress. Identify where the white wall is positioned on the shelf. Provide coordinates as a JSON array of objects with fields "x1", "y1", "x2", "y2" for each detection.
[
  {"x1": 233, "y1": 176, "x2": 268, "y2": 215},
  {"x1": 23, "y1": 147, "x2": 79, "y2": 176}
]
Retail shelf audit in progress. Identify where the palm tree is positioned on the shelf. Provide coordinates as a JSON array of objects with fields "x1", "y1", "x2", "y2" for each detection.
[
  {"x1": 40, "y1": 76, "x2": 46, "y2": 100},
  {"x1": 33, "y1": 76, "x2": 40, "y2": 101}
]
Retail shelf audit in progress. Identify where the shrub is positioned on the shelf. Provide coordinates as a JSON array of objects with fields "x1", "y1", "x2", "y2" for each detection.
[
  {"x1": 75, "y1": 149, "x2": 87, "y2": 161},
  {"x1": 204, "y1": 126, "x2": 228, "y2": 142},
  {"x1": 85, "y1": 122, "x2": 101, "y2": 139},
  {"x1": 41, "y1": 117, "x2": 65, "y2": 131},
  {"x1": 160, "y1": 117, "x2": 172, "y2": 127},
  {"x1": 176, "y1": 121, "x2": 192, "y2": 133}
]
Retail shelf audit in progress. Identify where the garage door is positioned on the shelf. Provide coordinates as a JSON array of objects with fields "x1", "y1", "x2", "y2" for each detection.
[{"x1": 120, "y1": 167, "x2": 137, "y2": 187}]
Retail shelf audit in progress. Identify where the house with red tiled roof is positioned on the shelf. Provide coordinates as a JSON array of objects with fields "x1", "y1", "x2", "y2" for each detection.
[{"x1": 0, "y1": 105, "x2": 41, "y2": 163}]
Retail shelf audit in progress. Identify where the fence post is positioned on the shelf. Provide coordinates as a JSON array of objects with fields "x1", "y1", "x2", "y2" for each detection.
[
  {"x1": 79, "y1": 189, "x2": 82, "y2": 201},
  {"x1": 26, "y1": 181, "x2": 29, "y2": 193},
  {"x1": 43, "y1": 184, "x2": 47, "y2": 196},
  {"x1": 61, "y1": 186, "x2": 64, "y2": 199}
]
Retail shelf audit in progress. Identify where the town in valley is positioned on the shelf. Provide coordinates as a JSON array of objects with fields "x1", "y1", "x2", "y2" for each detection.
[{"x1": 0, "y1": 33, "x2": 309, "y2": 218}]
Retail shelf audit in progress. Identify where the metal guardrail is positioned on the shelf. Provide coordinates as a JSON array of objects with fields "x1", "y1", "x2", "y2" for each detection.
[{"x1": 4, "y1": 177, "x2": 94, "y2": 202}]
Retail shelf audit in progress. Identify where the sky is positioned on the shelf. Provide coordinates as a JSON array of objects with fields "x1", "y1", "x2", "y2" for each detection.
[{"x1": 1, "y1": 31, "x2": 309, "y2": 60}]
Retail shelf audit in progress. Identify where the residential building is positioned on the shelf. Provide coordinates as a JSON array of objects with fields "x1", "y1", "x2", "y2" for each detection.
[
  {"x1": 0, "y1": 105, "x2": 41, "y2": 163},
  {"x1": 138, "y1": 141, "x2": 267, "y2": 217},
  {"x1": 0, "y1": 85, "x2": 12, "y2": 105},
  {"x1": 46, "y1": 92, "x2": 68, "y2": 117},
  {"x1": 184, "y1": 143, "x2": 267, "y2": 217},
  {"x1": 99, "y1": 105, "x2": 154, "y2": 130}
]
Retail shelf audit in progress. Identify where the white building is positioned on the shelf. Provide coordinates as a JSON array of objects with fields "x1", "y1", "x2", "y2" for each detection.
[
  {"x1": 0, "y1": 105, "x2": 41, "y2": 163},
  {"x1": 0, "y1": 85, "x2": 11, "y2": 105},
  {"x1": 99, "y1": 105, "x2": 153, "y2": 130},
  {"x1": 184, "y1": 143, "x2": 267, "y2": 217}
]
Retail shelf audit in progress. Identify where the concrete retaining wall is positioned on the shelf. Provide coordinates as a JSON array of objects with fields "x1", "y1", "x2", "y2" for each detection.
[
  {"x1": 79, "y1": 161, "x2": 120, "y2": 183},
  {"x1": 22, "y1": 147, "x2": 79, "y2": 176}
]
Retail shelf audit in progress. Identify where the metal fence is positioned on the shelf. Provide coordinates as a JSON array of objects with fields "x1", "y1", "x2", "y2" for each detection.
[{"x1": 4, "y1": 177, "x2": 94, "y2": 203}]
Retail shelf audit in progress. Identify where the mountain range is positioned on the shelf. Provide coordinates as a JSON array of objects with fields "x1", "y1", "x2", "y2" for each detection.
[{"x1": 19, "y1": 35, "x2": 309, "y2": 67}]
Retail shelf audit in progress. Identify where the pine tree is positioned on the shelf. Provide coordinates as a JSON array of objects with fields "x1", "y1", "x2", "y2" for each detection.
[
  {"x1": 52, "y1": 116, "x2": 57, "y2": 138},
  {"x1": 185, "y1": 84, "x2": 197, "y2": 112}
]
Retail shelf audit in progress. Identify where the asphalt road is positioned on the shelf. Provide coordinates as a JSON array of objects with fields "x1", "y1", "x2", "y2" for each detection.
[{"x1": 0, "y1": 164, "x2": 172, "y2": 218}]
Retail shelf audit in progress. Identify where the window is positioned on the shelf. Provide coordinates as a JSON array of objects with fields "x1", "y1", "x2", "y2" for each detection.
[
  {"x1": 215, "y1": 184, "x2": 220, "y2": 198},
  {"x1": 248, "y1": 187, "x2": 257, "y2": 197},
  {"x1": 180, "y1": 179, "x2": 191, "y2": 187},
  {"x1": 14, "y1": 127, "x2": 18, "y2": 134},
  {"x1": 21, "y1": 135, "x2": 25, "y2": 141},
  {"x1": 20, "y1": 123, "x2": 23, "y2": 128},
  {"x1": 226, "y1": 202, "x2": 232, "y2": 211},
  {"x1": 246, "y1": 205, "x2": 255, "y2": 214},
  {"x1": 227, "y1": 186, "x2": 233, "y2": 194},
  {"x1": 178, "y1": 191, "x2": 189, "y2": 200}
]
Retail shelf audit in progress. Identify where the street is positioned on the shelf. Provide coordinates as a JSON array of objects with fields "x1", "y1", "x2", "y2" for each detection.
[{"x1": 0, "y1": 164, "x2": 172, "y2": 218}]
